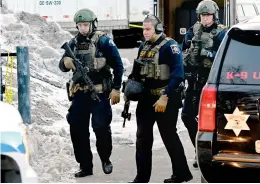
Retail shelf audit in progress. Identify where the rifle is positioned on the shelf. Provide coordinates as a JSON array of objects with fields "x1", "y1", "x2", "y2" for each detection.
[
  {"x1": 121, "y1": 100, "x2": 131, "y2": 128},
  {"x1": 190, "y1": 26, "x2": 203, "y2": 113},
  {"x1": 61, "y1": 42, "x2": 101, "y2": 102},
  {"x1": 121, "y1": 80, "x2": 131, "y2": 128}
]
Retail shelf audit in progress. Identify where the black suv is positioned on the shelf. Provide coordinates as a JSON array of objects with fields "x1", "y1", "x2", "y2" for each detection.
[{"x1": 196, "y1": 16, "x2": 260, "y2": 183}]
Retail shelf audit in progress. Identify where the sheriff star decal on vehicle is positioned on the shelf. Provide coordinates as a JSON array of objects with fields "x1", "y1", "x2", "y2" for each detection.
[
  {"x1": 170, "y1": 44, "x2": 180, "y2": 54},
  {"x1": 224, "y1": 107, "x2": 250, "y2": 136}
]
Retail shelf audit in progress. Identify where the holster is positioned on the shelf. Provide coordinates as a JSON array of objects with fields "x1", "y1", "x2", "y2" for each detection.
[{"x1": 102, "y1": 78, "x2": 112, "y2": 96}]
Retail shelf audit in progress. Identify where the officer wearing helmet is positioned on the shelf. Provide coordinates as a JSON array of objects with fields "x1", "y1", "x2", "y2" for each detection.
[
  {"x1": 181, "y1": 0, "x2": 227, "y2": 168},
  {"x1": 59, "y1": 8, "x2": 124, "y2": 177},
  {"x1": 124, "y1": 14, "x2": 192, "y2": 183}
]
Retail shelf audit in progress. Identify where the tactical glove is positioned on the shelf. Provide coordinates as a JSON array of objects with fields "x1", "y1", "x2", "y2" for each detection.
[
  {"x1": 109, "y1": 89, "x2": 120, "y2": 105},
  {"x1": 64, "y1": 57, "x2": 76, "y2": 71},
  {"x1": 200, "y1": 48, "x2": 213, "y2": 58},
  {"x1": 153, "y1": 95, "x2": 168, "y2": 113}
]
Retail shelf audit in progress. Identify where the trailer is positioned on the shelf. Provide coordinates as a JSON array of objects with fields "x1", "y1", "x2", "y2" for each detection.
[
  {"x1": 5, "y1": 0, "x2": 154, "y2": 47},
  {"x1": 5, "y1": 0, "x2": 129, "y2": 35}
]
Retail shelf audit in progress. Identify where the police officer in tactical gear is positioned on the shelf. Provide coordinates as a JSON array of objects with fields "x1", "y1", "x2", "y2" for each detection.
[
  {"x1": 125, "y1": 14, "x2": 193, "y2": 183},
  {"x1": 59, "y1": 8, "x2": 124, "y2": 177},
  {"x1": 181, "y1": 0, "x2": 227, "y2": 168}
]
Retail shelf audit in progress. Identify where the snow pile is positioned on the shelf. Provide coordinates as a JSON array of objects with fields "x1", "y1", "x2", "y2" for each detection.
[
  {"x1": 1, "y1": 0, "x2": 13, "y2": 14},
  {"x1": 1, "y1": 10, "x2": 73, "y2": 87}
]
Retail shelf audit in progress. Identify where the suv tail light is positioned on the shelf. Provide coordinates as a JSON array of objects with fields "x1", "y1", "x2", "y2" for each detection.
[{"x1": 198, "y1": 84, "x2": 217, "y2": 131}]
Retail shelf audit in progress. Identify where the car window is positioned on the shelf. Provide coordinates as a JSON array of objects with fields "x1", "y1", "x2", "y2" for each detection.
[
  {"x1": 242, "y1": 4, "x2": 257, "y2": 17},
  {"x1": 219, "y1": 30, "x2": 260, "y2": 85},
  {"x1": 236, "y1": 5, "x2": 244, "y2": 17}
]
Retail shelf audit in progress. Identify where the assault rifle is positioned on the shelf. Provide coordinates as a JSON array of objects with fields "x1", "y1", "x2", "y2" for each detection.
[
  {"x1": 121, "y1": 80, "x2": 131, "y2": 128},
  {"x1": 189, "y1": 26, "x2": 203, "y2": 112},
  {"x1": 61, "y1": 42, "x2": 101, "y2": 102}
]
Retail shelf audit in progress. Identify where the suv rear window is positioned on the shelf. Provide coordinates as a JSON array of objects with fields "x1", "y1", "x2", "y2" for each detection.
[{"x1": 219, "y1": 29, "x2": 260, "y2": 85}]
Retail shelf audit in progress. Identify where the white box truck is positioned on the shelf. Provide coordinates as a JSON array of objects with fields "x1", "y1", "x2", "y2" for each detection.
[
  {"x1": 6, "y1": 0, "x2": 129, "y2": 33},
  {"x1": 5, "y1": 0, "x2": 154, "y2": 47}
]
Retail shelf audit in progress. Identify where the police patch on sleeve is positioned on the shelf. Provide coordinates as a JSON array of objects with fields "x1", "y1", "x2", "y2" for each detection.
[
  {"x1": 170, "y1": 44, "x2": 180, "y2": 54},
  {"x1": 109, "y1": 39, "x2": 116, "y2": 46}
]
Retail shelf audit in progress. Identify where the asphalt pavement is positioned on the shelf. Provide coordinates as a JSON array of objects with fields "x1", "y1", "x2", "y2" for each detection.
[{"x1": 76, "y1": 130, "x2": 201, "y2": 183}]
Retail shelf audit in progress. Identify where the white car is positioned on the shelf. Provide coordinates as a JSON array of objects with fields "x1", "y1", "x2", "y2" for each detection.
[{"x1": 0, "y1": 101, "x2": 38, "y2": 183}]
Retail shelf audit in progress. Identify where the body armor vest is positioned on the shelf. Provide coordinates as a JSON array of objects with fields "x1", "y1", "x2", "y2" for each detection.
[
  {"x1": 184, "y1": 22, "x2": 226, "y2": 90},
  {"x1": 138, "y1": 37, "x2": 171, "y2": 80},
  {"x1": 189, "y1": 22, "x2": 225, "y2": 69},
  {"x1": 73, "y1": 31, "x2": 111, "y2": 85},
  {"x1": 134, "y1": 37, "x2": 172, "y2": 89}
]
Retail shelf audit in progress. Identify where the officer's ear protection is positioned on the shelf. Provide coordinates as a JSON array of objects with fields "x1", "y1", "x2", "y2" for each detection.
[{"x1": 145, "y1": 14, "x2": 164, "y2": 34}]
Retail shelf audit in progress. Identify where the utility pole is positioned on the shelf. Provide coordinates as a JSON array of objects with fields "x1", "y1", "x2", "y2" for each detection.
[{"x1": 17, "y1": 46, "x2": 31, "y2": 124}]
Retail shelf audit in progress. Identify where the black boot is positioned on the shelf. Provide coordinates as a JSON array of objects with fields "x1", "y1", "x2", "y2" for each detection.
[
  {"x1": 74, "y1": 169, "x2": 93, "y2": 178},
  {"x1": 102, "y1": 161, "x2": 113, "y2": 174},
  {"x1": 164, "y1": 174, "x2": 193, "y2": 183}
]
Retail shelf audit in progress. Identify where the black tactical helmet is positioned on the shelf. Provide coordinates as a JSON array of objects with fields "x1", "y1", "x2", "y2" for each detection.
[{"x1": 124, "y1": 79, "x2": 144, "y2": 101}]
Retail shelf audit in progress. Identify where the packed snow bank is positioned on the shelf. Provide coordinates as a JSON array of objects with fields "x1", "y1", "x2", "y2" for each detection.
[
  {"x1": 1, "y1": 0, "x2": 13, "y2": 14},
  {"x1": 1, "y1": 10, "x2": 73, "y2": 87}
]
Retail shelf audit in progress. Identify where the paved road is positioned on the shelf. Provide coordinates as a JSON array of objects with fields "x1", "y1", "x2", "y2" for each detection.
[{"x1": 76, "y1": 130, "x2": 201, "y2": 183}]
